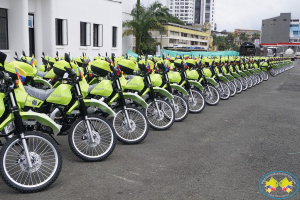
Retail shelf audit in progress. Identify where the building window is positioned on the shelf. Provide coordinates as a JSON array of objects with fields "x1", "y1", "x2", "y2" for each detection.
[
  {"x1": 112, "y1": 26, "x2": 117, "y2": 48},
  {"x1": 93, "y1": 24, "x2": 103, "y2": 47},
  {"x1": 0, "y1": 8, "x2": 9, "y2": 49},
  {"x1": 55, "y1": 18, "x2": 68, "y2": 45},
  {"x1": 80, "y1": 22, "x2": 91, "y2": 46},
  {"x1": 283, "y1": 19, "x2": 287, "y2": 21},
  {"x1": 293, "y1": 31, "x2": 299, "y2": 36}
]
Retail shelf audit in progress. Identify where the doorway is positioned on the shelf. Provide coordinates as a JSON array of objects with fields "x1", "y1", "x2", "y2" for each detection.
[{"x1": 28, "y1": 14, "x2": 35, "y2": 57}]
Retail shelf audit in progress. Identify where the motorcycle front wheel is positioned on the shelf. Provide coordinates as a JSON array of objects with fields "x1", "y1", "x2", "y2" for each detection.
[
  {"x1": 113, "y1": 106, "x2": 149, "y2": 144},
  {"x1": 228, "y1": 81, "x2": 237, "y2": 97},
  {"x1": 146, "y1": 98, "x2": 175, "y2": 130},
  {"x1": 69, "y1": 114, "x2": 116, "y2": 162},
  {"x1": 170, "y1": 94, "x2": 189, "y2": 122},
  {"x1": 0, "y1": 131, "x2": 62, "y2": 193},
  {"x1": 186, "y1": 89, "x2": 206, "y2": 113}
]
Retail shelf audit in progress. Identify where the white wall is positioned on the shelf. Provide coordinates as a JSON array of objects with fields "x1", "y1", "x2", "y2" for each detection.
[
  {"x1": 122, "y1": 0, "x2": 135, "y2": 55},
  {"x1": 0, "y1": 0, "x2": 123, "y2": 65},
  {"x1": 54, "y1": 0, "x2": 122, "y2": 60}
]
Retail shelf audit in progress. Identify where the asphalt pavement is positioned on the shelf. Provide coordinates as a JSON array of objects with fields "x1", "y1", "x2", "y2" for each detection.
[{"x1": 1, "y1": 60, "x2": 300, "y2": 200}]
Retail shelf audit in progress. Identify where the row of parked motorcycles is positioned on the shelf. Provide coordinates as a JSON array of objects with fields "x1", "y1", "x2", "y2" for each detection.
[{"x1": 0, "y1": 50, "x2": 294, "y2": 193}]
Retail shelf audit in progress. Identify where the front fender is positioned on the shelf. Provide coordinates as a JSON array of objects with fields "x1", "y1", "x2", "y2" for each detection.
[
  {"x1": 189, "y1": 80, "x2": 204, "y2": 91},
  {"x1": 124, "y1": 92, "x2": 148, "y2": 108},
  {"x1": 224, "y1": 74, "x2": 235, "y2": 81},
  {"x1": 66, "y1": 99, "x2": 116, "y2": 117},
  {"x1": 153, "y1": 87, "x2": 174, "y2": 100},
  {"x1": 231, "y1": 72, "x2": 241, "y2": 79},
  {"x1": 0, "y1": 112, "x2": 62, "y2": 135},
  {"x1": 218, "y1": 75, "x2": 229, "y2": 83},
  {"x1": 206, "y1": 77, "x2": 218, "y2": 86},
  {"x1": 33, "y1": 77, "x2": 52, "y2": 88},
  {"x1": 243, "y1": 71, "x2": 252, "y2": 76},
  {"x1": 261, "y1": 67, "x2": 268, "y2": 72},
  {"x1": 170, "y1": 84, "x2": 188, "y2": 96},
  {"x1": 238, "y1": 71, "x2": 247, "y2": 78}
]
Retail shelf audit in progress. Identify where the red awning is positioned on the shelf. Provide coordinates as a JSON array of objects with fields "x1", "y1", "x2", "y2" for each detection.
[{"x1": 260, "y1": 43, "x2": 300, "y2": 46}]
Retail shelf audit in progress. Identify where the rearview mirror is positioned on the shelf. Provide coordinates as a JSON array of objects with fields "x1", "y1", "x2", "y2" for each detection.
[
  {"x1": 22, "y1": 51, "x2": 26, "y2": 57},
  {"x1": 65, "y1": 53, "x2": 70, "y2": 63}
]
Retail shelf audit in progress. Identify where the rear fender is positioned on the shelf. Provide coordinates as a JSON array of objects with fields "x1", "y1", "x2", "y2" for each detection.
[
  {"x1": 66, "y1": 99, "x2": 116, "y2": 117},
  {"x1": 170, "y1": 84, "x2": 188, "y2": 96}
]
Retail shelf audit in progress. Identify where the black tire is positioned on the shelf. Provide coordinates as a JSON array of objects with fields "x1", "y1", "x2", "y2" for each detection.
[
  {"x1": 228, "y1": 81, "x2": 237, "y2": 97},
  {"x1": 263, "y1": 71, "x2": 269, "y2": 81},
  {"x1": 68, "y1": 114, "x2": 116, "y2": 162},
  {"x1": 234, "y1": 79, "x2": 242, "y2": 94},
  {"x1": 113, "y1": 106, "x2": 149, "y2": 144},
  {"x1": 0, "y1": 131, "x2": 62, "y2": 193},
  {"x1": 217, "y1": 82, "x2": 230, "y2": 100},
  {"x1": 146, "y1": 98, "x2": 175, "y2": 130},
  {"x1": 203, "y1": 85, "x2": 220, "y2": 106},
  {"x1": 251, "y1": 75, "x2": 257, "y2": 86},
  {"x1": 241, "y1": 77, "x2": 248, "y2": 91},
  {"x1": 186, "y1": 89, "x2": 206, "y2": 113},
  {"x1": 246, "y1": 76, "x2": 253, "y2": 88},
  {"x1": 170, "y1": 94, "x2": 189, "y2": 122}
]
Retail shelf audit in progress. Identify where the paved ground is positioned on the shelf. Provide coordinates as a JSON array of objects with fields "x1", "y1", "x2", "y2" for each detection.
[{"x1": 1, "y1": 61, "x2": 300, "y2": 199}]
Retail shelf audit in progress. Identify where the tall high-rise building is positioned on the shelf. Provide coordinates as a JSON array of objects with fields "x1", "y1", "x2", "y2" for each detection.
[
  {"x1": 167, "y1": 0, "x2": 216, "y2": 30},
  {"x1": 167, "y1": 0, "x2": 195, "y2": 25},
  {"x1": 194, "y1": 0, "x2": 216, "y2": 30}
]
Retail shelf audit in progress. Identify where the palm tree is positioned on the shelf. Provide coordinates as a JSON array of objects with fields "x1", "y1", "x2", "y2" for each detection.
[
  {"x1": 239, "y1": 32, "x2": 249, "y2": 43},
  {"x1": 123, "y1": 1, "x2": 182, "y2": 54},
  {"x1": 252, "y1": 32, "x2": 260, "y2": 42}
]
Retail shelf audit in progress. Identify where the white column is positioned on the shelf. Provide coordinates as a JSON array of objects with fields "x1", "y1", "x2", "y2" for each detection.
[
  {"x1": 41, "y1": 0, "x2": 55, "y2": 56},
  {"x1": 7, "y1": 0, "x2": 29, "y2": 58},
  {"x1": 34, "y1": 0, "x2": 43, "y2": 65}
]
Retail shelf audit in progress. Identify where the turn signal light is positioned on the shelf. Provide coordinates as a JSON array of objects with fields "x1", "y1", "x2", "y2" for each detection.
[{"x1": 15, "y1": 79, "x2": 19, "y2": 87}]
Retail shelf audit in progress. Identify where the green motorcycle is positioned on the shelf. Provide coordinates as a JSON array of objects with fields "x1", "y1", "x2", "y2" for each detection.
[
  {"x1": 173, "y1": 58, "x2": 206, "y2": 113},
  {"x1": 86, "y1": 58, "x2": 149, "y2": 144},
  {"x1": 0, "y1": 52, "x2": 62, "y2": 192},
  {"x1": 17, "y1": 54, "x2": 117, "y2": 162},
  {"x1": 123, "y1": 57, "x2": 175, "y2": 130}
]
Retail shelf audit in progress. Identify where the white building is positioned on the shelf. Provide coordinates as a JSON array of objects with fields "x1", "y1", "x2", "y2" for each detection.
[
  {"x1": 167, "y1": 0, "x2": 216, "y2": 31},
  {"x1": 194, "y1": 0, "x2": 216, "y2": 31},
  {"x1": 0, "y1": 0, "x2": 123, "y2": 65},
  {"x1": 167, "y1": 0, "x2": 195, "y2": 24},
  {"x1": 122, "y1": 0, "x2": 135, "y2": 55}
]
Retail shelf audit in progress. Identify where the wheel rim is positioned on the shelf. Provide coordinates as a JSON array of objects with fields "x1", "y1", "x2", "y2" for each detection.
[
  {"x1": 219, "y1": 82, "x2": 230, "y2": 99},
  {"x1": 3, "y1": 135, "x2": 59, "y2": 188},
  {"x1": 228, "y1": 81, "x2": 236, "y2": 96},
  {"x1": 171, "y1": 95, "x2": 188, "y2": 121},
  {"x1": 187, "y1": 90, "x2": 205, "y2": 112},
  {"x1": 203, "y1": 86, "x2": 219, "y2": 104},
  {"x1": 72, "y1": 117, "x2": 114, "y2": 159},
  {"x1": 146, "y1": 99, "x2": 174, "y2": 129},
  {"x1": 113, "y1": 108, "x2": 147, "y2": 142},
  {"x1": 234, "y1": 80, "x2": 242, "y2": 93}
]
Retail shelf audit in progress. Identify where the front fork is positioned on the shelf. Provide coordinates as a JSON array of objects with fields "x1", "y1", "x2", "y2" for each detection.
[
  {"x1": 9, "y1": 92, "x2": 33, "y2": 168},
  {"x1": 75, "y1": 84, "x2": 95, "y2": 143},
  {"x1": 116, "y1": 78, "x2": 132, "y2": 129}
]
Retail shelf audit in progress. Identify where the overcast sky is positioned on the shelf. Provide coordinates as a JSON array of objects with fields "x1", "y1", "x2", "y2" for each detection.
[{"x1": 141, "y1": 0, "x2": 300, "y2": 32}]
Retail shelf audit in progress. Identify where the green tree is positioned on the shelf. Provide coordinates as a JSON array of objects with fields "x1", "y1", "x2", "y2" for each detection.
[
  {"x1": 252, "y1": 32, "x2": 260, "y2": 42},
  {"x1": 227, "y1": 33, "x2": 237, "y2": 50},
  {"x1": 239, "y1": 32, "x2": 249, "y2": 43}
]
